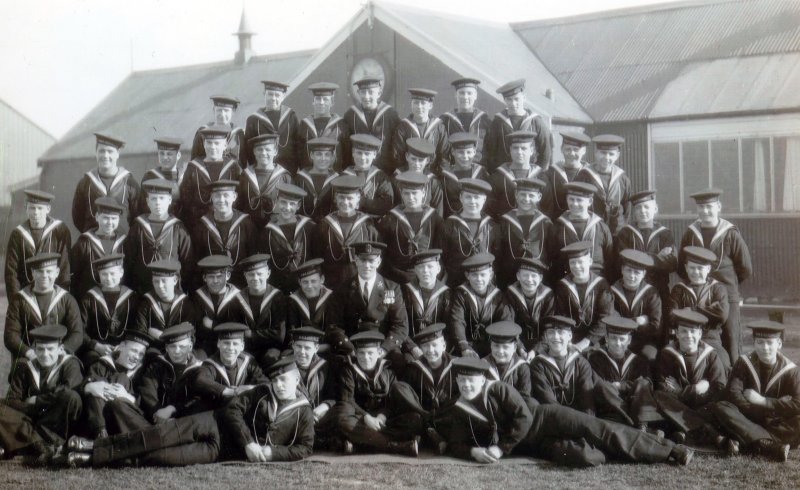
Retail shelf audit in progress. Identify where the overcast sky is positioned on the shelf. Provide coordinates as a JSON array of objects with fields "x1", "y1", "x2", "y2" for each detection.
[{"x1": 1, "y1": 0, "x2": 674, "y2": 138}]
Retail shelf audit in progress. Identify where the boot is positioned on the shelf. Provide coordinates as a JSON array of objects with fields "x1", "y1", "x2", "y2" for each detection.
[
  {"x1": 387, "y1": 439, "x2": 418, "y2": 457},
  {"x1": 754, "y1": 439, "x2": 790, "y2": 463},
  {"x1": 67, "y1": 436, "x2": 95, "y2": 452},
  {"x1": 669, "y1": 444, "x2": 694, "y2": 466},
  {"x1": 67, "y1": 452, "x2": 92, "y2": 468},
  {"x1": 426, "y1": 427, "x2": 447, "y2": 455},
  {"x1": 727, "y1": 439, "x2": 740, "y2": 457}
]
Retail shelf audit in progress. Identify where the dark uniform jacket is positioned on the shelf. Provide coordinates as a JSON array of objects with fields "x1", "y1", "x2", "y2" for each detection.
[
  {"x1": 391, "y1": 116, "x2": 451, "y2": 174},
  {"x1": 296, "y1": 113, "x2": 348, "y2": 171},
  {"x1": 391, "y1": 169, "x2": 444, "y2": 216},
  {"x1": 342, "y1": 167, "x2": 395, "y2": 218},
  {"x1": 70, "y1": 228, "x2": 126, "y2": 299},
  {"x1": 241, "y1": 286, "x2": 287, "y2": 355},
  {"x1": 135, "y1": 291, "x2": 196, "y2": 337},
  {"x1": 447, "y1": 284, "x2": 513, "y2": 356},
  {"x1": 530, "y1": 347, "x2": 595, "y2": 414},
  {"x1": 5, "y1": 217, "x2": 72, "y2": 298},
  {"x1": 193, "y1": 285, "x2": 250, "y2": 353},
  {"x1": 295, "y1": 169, "x2": 338, "y2": 220},
  {"x1": 286, "y1": 287, "x2": 337, "y2": 332},
  {"x1": 5, "y1": 354, "x2": 83, "y2": 412},
  {"x1": 576, "y1": 165, "x2": 631, "y2": 234},
  {"x1": 378, "y1": 206, "x2": 443, "y2": 281},
  {"x1": 333, "y1": 274, "x2": 409, "y2": 353},
  {"x1": 85, "y1": 354, "x2": 145, "y2": 395},
  {"x1": 315, "y1": 212, "x2": 379, "y2": 290},
  {"x1": 141, "y1": 166, "x2": 183, "y2": 214},
  {"x1": 260, "y1": 216, "x2": 318, "y2": 293},
  {"x1": 178, "y1": 158, "x2": 242, "y2": 227},
  {"x1": 298, "y1": 355, "x2": 337, "y2": 410},
  {"x1": 440, "y1": 108, "x2": 491, "y2": 165},
  {"x1": 237, "y1": 165, "x2": 293, "y2": 228},
  {"x1": 655, "y1": 341, "x2": 727, "y2": 408},
  {"x1": 587, "y1": 347, "x2": 652, "y2": 388},
  {"x1": 402, "y1": 353, "x2": 458, "y2": 413},
  {"x1": 72, "y1": 167, "x2": 142, "y2": 233},
  {"x1": 548, "y1": 212, "x2": 614, "y2": 281},
  {"x1": 678, "y1": 219, "x2": 753, "y2": 302},
  {"x1": 554, "y1": 274, "x2": 614, "y2": 346},
  {"x1": 342, "y1": 102, "x2": 401, "y2": 172},
  {"x1": 5, "y1": 285, "x2": 84, "y2": 359},
  {"x1": 540, "y1": 162, "x2": 587, "y2": 221},
  {"x1": 192, "y1": 353, "x2": 268, "y2": 409},
  {"x1": 245, "y1": 106, "x2": 301, "y2": 173},
  {"x1": 223, "y1": 385, "x2": 315, "y2": 461},
  {"x1": 613, "y1": 222, "x2": 676, "y2": 296},
  {"x1": 195, "y1": 211, "x2": 258, "y2": 285},
  {"x1": 338, "y1": 357, "x2": 395, "y2": 416},
  {"x1": 125, "y1": 215, "x2": 194, "y2": 293},
  {"x1": 666, "y1": 280, "x2": 729, "y2": 340},
  {"x1": 80, "y1": 286, "x2": 137, "y2": 351},
  {"x1": 724, "y1": 352, "x2": 800, "y2": 427},
  {"x1": 485, "y1": 354, "x2": 534, "y2": 405},
  {"x1": 443, "y1": 381, "x2": 533, "y2": 459},
  {"x1": 190, "y1": 123, "x2": 246, "y2": 169},
  {"x1": 609, "y1": 280, "x2": 663, "y2": 351},
  {"x1": 137, "y1": 353, "x2": 204, "y2": 420},
  {"x1": 487, "y1": 164, "x2": 545, "y2": 217},
  {"x1": 402, "y1": 280, "x2": 450, "y2": 353},
  {"x1": 484, "y1": 109, "x2": 551, "y2": 171},
  {"x1": 441, "y1": 214, "x2": 498, "y2": 286},
  {"x1": 494, "y1": 210, "x2": 551, "y2": 288},
  {"x1": 440, "y1": 163, "x2": 491, "y2": 218},
  {"x1": 505, "y1": 283, "x2": 554, "y2": 350}
]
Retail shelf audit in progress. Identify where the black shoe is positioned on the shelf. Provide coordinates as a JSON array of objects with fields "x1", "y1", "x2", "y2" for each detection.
[
  {"x1": 67, "y1": 436, "x2": 94, "y2": 452},
  {"x1": 755, "y1": 439, "x2": 790, "y2": 463},
  {"x1": 67, "y1": 452, "x2": 92, "y2": 468},
  {"x1": 670, "y1": 431, "x2": 686, "y2": 444},
  {"x1": 670, "y1": 444, "x2": 694, "y2": 466},
  {"x1": 0, "y1": 447, "x2": 5, "y2": 460},
  {"x1": 342, "y1": 439, "x2": 354, "y2": 455},
  {"x1": 95, "y1": 429, "x2": 109, "y2": 439},
  {"x1": 727, "y1": 439, "x2": 740, "y2": 457},
  {"x1": 387, "y1": 440, "x2": 418, "y2": 457}
]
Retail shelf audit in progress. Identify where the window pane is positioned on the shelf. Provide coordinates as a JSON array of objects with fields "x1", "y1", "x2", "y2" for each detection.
[
  {"x1": 682, "y1": 141, "x2": 709, "y2": 212},
  {"x1": 711, "y1": 139, "x2": 740, "y2": 212},
  {"x1": 653, "y1": 142, "x2": 681, "y2": 213},
  {"x1": 742, "y1": 138, "x2": 771, "y2": 212},
  {"x1": 774, "y1": 136, "x2": 800, "y2": 212}
]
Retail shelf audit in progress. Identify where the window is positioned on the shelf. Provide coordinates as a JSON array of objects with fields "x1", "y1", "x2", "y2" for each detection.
[{"x1": 651, "y1": 115, "x2": 800, "y2": 214}]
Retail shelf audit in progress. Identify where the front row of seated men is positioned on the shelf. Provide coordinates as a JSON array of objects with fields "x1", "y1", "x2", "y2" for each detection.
[{"x1": 1, "y1": 304, "x2": 796, "y2": 468}]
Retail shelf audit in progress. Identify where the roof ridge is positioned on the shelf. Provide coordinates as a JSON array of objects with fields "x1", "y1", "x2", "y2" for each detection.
[{"x1": 130, "y1": 49, "x2": 317, "y2": 77}]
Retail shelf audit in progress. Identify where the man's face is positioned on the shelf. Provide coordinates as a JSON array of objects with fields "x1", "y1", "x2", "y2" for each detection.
[
  {"x1": 352, "y1": 148, "x2": 377, "y2": 170},
  {"x1": 147, "y1": 193, "x2": 173, "y2": 217},
  {"x1": 203, "y1": 270, "x2": 230, "y2": 294},
  {"x1": 310, "y1": 150, "x2": 334, "y2": 171},
  {"x1": 515, "y1": 190, "x2": 541, "y2": 211},
  {"x1": 696, "y1": 201, "x2": 721, "y2": 226},
  {"x1": 335, "y1": 191, "x2": 360, "y2": 215},
  {"x1": 460, "y1": 191, "x2": 486, "y2": 215},
  {"x1": 203, "y1": 138, "x2": 227, "y2": 160},
  {"x1": 211, "y1": 190, "x2": 236, "y2": 214},
  {"x1": 510, "y1": 142, "x2": 533, "y2": 165},
  {"x1": 621, "y1": 265, "x2": 646, "y2": 289},
  {"x1": 292, "y1": 340, "x2": 319, "y2": 368},
  {"x1": 213, "y1": 106, "x2": 233, "y2": 125},
  {"x1": 96, "y1": 144, "x2": 119, "y2": 173},
  {"x1": 634, "y1": 200, "x2": 657, "y2": 225},
  {"x1": 606, "y1": 332, "x2": 631, "y2": 358},
  {"x1": 754, "y1": 337, "x2": 782, "y2": 365},
  {"x1": 218, "y1": 338, "x2": 245, "y2": 366},
  {"x1": 166, "y1": 338, "x2": 194, "y2": 365},
  {"x1": 97, "y1": 265, "x2": 124, "y2": 289},
  {"x1": 157, "y1": 149, "x2": 180, "y2": 168},
  {"x1": 457, "y1": 373, "x2": 486, "y2": 401},
  {"x1": 411, "y1": 99, "x2": 432, "y2": 121},
  {"x1": 400, "y1": 187, "x2": 425, "y2": 210},
  {"x1": 355, "y1": 255, "x2": 381, "y2": 280},
  {"x1": 356, "y1": 346, "x2": 381, "y2": 371},
  {"x1": 34, "y1": 341, "x2": 61, "y2": 368},
  {"x1": 96, "y1": 212, "x2": 120, "y2": 236},
  {"x1": 272, "y1": 371, "x2": 301, "y2": 401},
  {"x1": 405, "y1": 154, "x2": 430, "y2": 173},
  {"x1": 421, "y1": 337, "x2": 446, "y2": 364},
  {"x1": 299, "y1": 273, "x2": 324, "y2": 298},
  {"x1": 32, "y1": 265, "x2": 59, "y2": 291},
  {"x1": 490, "y1": 341, "x2": 515, "y2": 365},
  {"x1": 455, "y1": 87, "x2": 477, "y2": 111},
  {"x1": 594, "y1": 149, "x2": 619, "y2": 171},
  {"x1": 466, "y1": 268, "x2": 493, "y2": 293},
  {"x1": 676, "y1": 325, "x2": 701, "y2": 353},
  {"x1": 685, "y1": 261, "x2": 711, "y2": 285},
  {"x1": 312, "y1": 95, "x2": 334, "y2": 116},
  {"x1": 276, "y1": 197, "x2": 301, "y2": 221},
  {"x1": 567, "y1": 194, "x2": 592, "y2": 216},
  {"x1": 504, "y1": 92, "x2": 525, "y2": 113},
  {"x1": 358, "y1": 86, "x2": 382, "y2": 110},
  {"x1": 264, "y1": 90, "x2": 285, "y2": 111},
  {"x1": 516, "y1": 269, "x2": 542, "y2": 292},
  {"x1": 452, "y1": 146, "x2": 476, "y2": 166},
  {"x1": 253, "y1": 143, "x2": 277, "y2": 165},
  {"x1": 544, "y1": 327, "x2": 572, "y2": 354},
  {"x1": 26, "y1": 203, "x2": 50, "y2": 229},
  {"x1": 117, "y1": 340, "x2": 146, "y2": 369},
  {"x1": 414, "y1": 260, "x2": 440, "y2": 286},
  {"x1": 152, "y1": 275, "x2": 178, "y2": 300},
  {"x1": 568, "y1": 254, "x2": 592, "y2": 280},
  {"x1": 561, "y1": 144, "x2": 585, "y2": 165},
  {"x1": 244, "y1": 266, "x2": 270, "y2": 293}
]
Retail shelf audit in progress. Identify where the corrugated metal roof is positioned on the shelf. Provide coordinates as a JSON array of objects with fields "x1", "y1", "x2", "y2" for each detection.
[
  {"x1": 374, "y1": 2, "x2": 592, "y2": 123},
  {"x1": 514, "y1": 0, "x2": 800, "y2": 121},
  {"x1": 40, "y1": 51, "x2": 314, "y2": 162}
]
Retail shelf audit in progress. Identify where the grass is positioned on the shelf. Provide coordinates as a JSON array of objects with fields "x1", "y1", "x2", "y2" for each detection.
[{"x1": 2, "y1": 289, "x2": 800, "y2": 488}]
